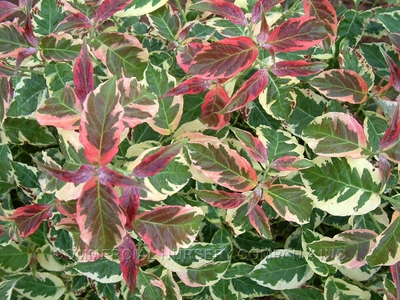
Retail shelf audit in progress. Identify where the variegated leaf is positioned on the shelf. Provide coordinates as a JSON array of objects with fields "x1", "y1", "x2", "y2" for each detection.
[
  {"x1": 0, "y1": 22, "x2": 31, "y2": 58},
  {"x1": 201, "y1": 84, "x2": 231, "y2": 130},
  {"x1": 248, "y1": 204, "x2": 272, "y2": 239},
  {"x1": 93, "y1": 0, "x2": 133, "y2": 23},
  {"x1": 134, "y1": 205, "x2": 204, "y2": 256},
  {"x1": 270, "y1": 156, "x2": 313, "y2": 171},
  {"x1": 303, "y1": 112, "x2": 369, "y2": 158},
  {"x1": 0, "y1": 241, "x2": 30, "y2": 273},
  {"x1": 0, "y1": 2, "x2": 19, "y2": 22},
  {"x1": 74, "y1": 40, "x2": 94, "y2": 104},
  {"x1": 14, "y1": 273, "x2": 66, "y2": 300},
  {"x1": 148, "y1": 4, "x2": 181, "y2": 42},
  {"x1": 40, "y1": 33, "x2": 81, "y2": 61},
  {"x1": 74, "y1": 257, "x2": 122, "y2": 283},
  {"x1": 136, "y1": 269, "x2": 166, "y2": 299},
  {"x1": 119, "y1": 234, "x2": 138, "y2": 293},
  {"x1": 54, "y1": 13, "x2": 92, "y2": 33},
  {"x1": 120, "y1": 186, "x2": 140, "y2": 229},
  {"x1": 270, "y1": 61, "x2": 326, "y2": 77},
  {"x1": 324, "y1": 277, "x2": 371, "y2": 300},
  {"x1": 10, "y1": 204, "x2": 53, "y2": 238},
  {"x1": 163, "y1": 76, "x2": 211, "y2": 98},
  {"x1": 177, "y1": 42, "x2": 204, "y2": 74},
  {"x1": 251, "y1": 0, "x2": 285, "y2": 23},
  {"x1": 195, "y1": 190, "x2": 246, "y2": 209},
  {"x1": 114, "y1": 0, "x2": 168, "y2": 17},
  {"x1": 230, "y1": 127, "x2": 267, "y2": 164}
]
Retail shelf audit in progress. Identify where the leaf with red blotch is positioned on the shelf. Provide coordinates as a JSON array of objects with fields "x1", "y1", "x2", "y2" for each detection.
[
  {"x1": 248, "y1": 204, "x2": 272, "y2": 239},
  {"x1": 56, "y1": 198, "x2": 77, "y2": 218},
  {"x1": 303, "y1": 0, "x2": 337, "y2": 45},
  {"x1": 381, "y1": 48, "x2": 400, "y2": 92},
  {"x1": 190, "y1": 0, "x2": 247, "y2": 26},
  {"x1": 24, "y1": 6, "x2": 37, "y2": 47},
  {"x1": 257, "y1": 5, "x2": 269, "y2": 45},
  {"x1": 0, "y1": 62, "x2": 15, "y2": 77},
  {"x1": 98, "y1": 166, "x2": 147, "y2": 189},
  {"x1": 94, "y1": 0, "x2": 133, "y2": 22},
  {"x1": 74, "y1": 40, "x2": 94, "y2": 104},
  {"x1": 119, "y1": 234, "x2": 138, "y2": 294},
  {"x1": 77, "y1": 177, "x2": 126, "y2": 249},
  {"x1": 270, "y1": 156, "x2": 314, "y2": 171},
  {"x1": 220, "y1": 69, "x2": 268, "y2": 113},
  {"x1": 177, "y1": 42, "x2": 204, "y2": 74},
  {"x1": 379, "y1": 154, "x2": 391, "y2": 188},
  {"x1": 16, "y1": 47, "x2": 37, "y2": 70},
  {"x1": 266, "y1": 17, "x2": 327, "y2": 53},
  {"x1": 55, "y1": 13, "x2": 92, "y2": 33},
  {"x1": 10, "y1": 204, "x2": 53, "y2": 238},
  {"x1": 134, "y1": 205, "x2": 204, "y2": 256},
  {"x1": 230, "y1": 127, "x2": 268, "y2": 164},
  {"x1": 379, "y1": 96, "x2": 400, "y2": 154},
  {"x1": 0, "y1": 1, "x2": 19, "y2": 22},
  {"x1": 162, "y1": 76, "x2": 211, "y2": 98},
  {"x1": 251, "y1": 0, "x2": 285, "y2": 23},
  {"x1": 189, "y1": 37, "x2": 258, "y2": 79},
  {"x1": 132, "y1": 140, "x2": 186, "y2": 177},
  {"x1": 195, "y1": 190, "x2": 247, "y2": 209},
  {"x1": 201, "y1": 84, "x2": 231, "y2": 130},
  {"x1": 310, "y1": 69, "x2": 369, "y2": 104},
  {"x1": 35, "y1": 159, "x2": 95, "y2": 184},
  {"x1": 120, "y1": 186, "x2": 140, "y2": 229},
  {"x1": 270, "y1": 60, "x2": 326, "y2": 77},
  {"x1": 0, "y1": 22, "x2": 31, "y2": 58},
  {"x1": 79, "y1": 78, "x2": 125, "y2": 166}
]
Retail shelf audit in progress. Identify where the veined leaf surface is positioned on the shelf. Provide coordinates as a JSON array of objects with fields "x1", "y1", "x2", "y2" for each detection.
[
  {"x1": 94, "y1": 0, "x2": 133, "y2": 22},
  {"x1": 74, "y1": 40, "x2": 94, "y2": 104},
  {"x1": 303, "y1": 112, "x2": 369, "y2": 158},
  {"x1": 0, "y1": 2, "x2": 19, "y2": 22},
  {"x1": 186, "y1": 141, "x2": 258, "y2": 192},
  {"x1": 201, "y1": 84, "x2": 231, "y2": 130},
  {"x1": 119, "y1": 234, "x2": 138, "y2": 293},
  {"x1": 79, "y1": 78, "x2": 124, "y2": 166},
  {"x1": 324, "y1": 277, "x2": 371, "y2": 300},
  {"x1": 0, "y1": 241, "x2": 30, "y2": 273},
  {"x1": 251, "y1": 0, "x2": 285, "y2": 23},
  {"x1": 148, "y1": 4, "x2": 181, "y2": 42},
  {"x1": 195, "y1": 190, "x2": 247, "y2": 209},
  {"x1": 14, "y1": 272, "x2": 66, "y2": 300},
  {"x1": 114, "y1": 0, "x2": 168, "y2": 17},
  {"x1": 0, "y1": 22, "x2": 31, "y2": 58},
  {"x1": 40, "y1": 34, "x2": 81, "y2": 61},
  {"x1": 230, "y1": 127, "x2": 268, "y2": 164},
  {"x1": 248, "y1": 204, "x2": 272, "y2": 239},
  {"x1": 54, "y1": 13, "x2": 92, "y2": 33},
  {"x1": 134, "y1": 205, "x2": 204, "y2": 256},
  {"x1": 177, "y1": 42, "x2": 204, "y2": 74},
  {"x1": 310, "y1": 69, "x2": 368, "y2": 104},
  {"x1": 270, "y1": 61, "x2": 326, "y2": 77},
  {"x1": 189, "y1": 36, "x2": 258, "y2": 79},
  {"x1": 10, "y1": 204, "x2": 53, "y2": 238}
]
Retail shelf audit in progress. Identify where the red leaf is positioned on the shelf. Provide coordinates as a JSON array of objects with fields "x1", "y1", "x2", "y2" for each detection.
[
  {"x1": 56, "y1": 198, "x2": 77, "y2": 218},
  {"x1": 162, "y1": 76, "x2": 211, "y2": 98},
  {"x1": 270, "y1": 156, "x2": 313, "y2": 171},
  {"x1": 190, "y1": 0, "x2": 247, "y2": 26},
  {"x1": 379, "y1": 96, "x2": 400, "y2": 151},
  {"x1": 132, "y1": 140, "x2": 186, "y2": 177},
  {"x1": 230, "y1": 127, "x2": 268, "y2": 163},
  {"x1": 77, "y1": 177, "x2": 126, "y2": 249},
  {"x1": 177, "y1": 42, "x2": 204, "y2": 74},
  {"x1": 248, "y1": 204, "x2": 272, "y2": 239},
  {"x1": 120, "y1": 186, "x2": 140, "y2": 229},
  {"x1": 189, "y1": 36, "x2": 258, "y2": 79},
  {"x1": 16, "y1": 47, "x2": 37, "y2": 70},
  {"x1": 390, "y1": 261, "x2": 400, "y2": 300},
  {"x1": 74, "y1": 40, "x2": 94, "y2": 104},
  {"x1": 221, "y1": 68, "x2": 268, "y2": 113},
  {"x1": 10, "y1": 204, "x2": 53, "y2": 238},
  {"x1": 0, "y1": 1, "x2": 19, "y2": 22},
  {"x1": 303, "y1": 0, "x2": 337, "y2": 45},
  {"x1": 24, "y1": 5, "x2": 38, "y2": 47},
  {"x1": 79, "y1": 78, "x2": 125, "y2": 166},
  {"x1": 251, "y1": 0, "x2": 285, "y2": 23},
  {"x1": 381, "y1": 48, "x2": 400, "y2": 92},
  {"x1": 94, "y1": 0, "x2": 133, "y2": 23},
  {"x1": 119, "y1": 235, "x2": 138, "y2": 294},
  {"x1": 379, "y1": 154, "x2": 391, "y2": 188},
  {"x1": 257, "y1": 5, "x2": 269, "y2": 45},
  {"x1": 270, "y1": 60, "x2": 326, "y2": 77},
  {"x1": 266, "y1": 17, "x2": 327, "y2": 53},
  {"x1": 195, "y1": 190, "x2": 247, "y2": 209},
  {"x1": 98, "y1": 166, "x2": 146, "y2": 189},
  {"x1": 55, "y1": 13, "x2": 92, "y2": 33},
  {"x1": 201, "y1": 84, "x2": 231, "y2": 130}
]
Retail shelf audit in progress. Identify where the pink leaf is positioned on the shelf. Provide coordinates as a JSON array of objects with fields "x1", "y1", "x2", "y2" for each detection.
[
  {"x1": 251, "y1": 0, "x2": 285, "y2": 23},
  {"x1": 230, "y1": 127, "x2": 268, "y2": 163},
  {"x1": 74, "y1": 40, "x2": 94, "y2": 104},
  {"x1": 266, "y1": 17, "x2": 327, "y2": 53},
  {"x1": 10, "y1": 204, "x2": 53, "y2": 238},
  {"x1": 221, "y1": 68, "x2": 268, "y2": 113},
  {"x1": 98, "y1": 166, "x2": 146, "y2": 188},
  {"x1": 132, "y1": 140, "x2": 186, "y2": 177},
  {"x1": 24, "y1": 6, "x2": 37, "y2": 47},
  {"x1": 119, "y1": 234, "x2": 138, "y2": 294},
  {"x1": 162, "y1": 76, "x2": 211, "y2": 98},
  {"x1": 270, "y1": 60, "x2": 326, "y2": 77},
  {"x1": 55, "y1": 13, "x2": 92, "y2": 33},
  {"x1": 270, "y1": 156, "x2": 313, "y2": 171},
  {"x1": 248, "y1": 204, "x2": 272, "y2": 239},
  {"x1": 381, "y1": 48, "x2": 400, "y2": 92},
  {"x1": 201, "y1": 84, "x2": 231, "y2": 130},
  {"x1": 16, "y1": 47, "x2": 37, "y2": 70},
  {"x1": 120, "y1": 186, "x2": 140, "y2": 229},
  {"x1": 94, "y1": 0, "x2": 133, "y2": 23},
  {"x1": 195, "y1": 190, "x2": 247, "y2": 209},
  {"x1": 190, "y1": 0, "x2": 247, "y2": 26},
  {"x1": 56, "y1": 198, "x2": 77, "y2": 218},
  {"x1": 177, "y1": 42, "x2": 204, "y2": 74},
  {"x1": 0, "y1": 1, "x2": 19, "y2": 22},
  {"x1": 257, "y1": 5, "x2": 269, "y2": 45},
  {"x1": 379, "y1": 96, "x2": 400, "y2": 151},
  {"x1": 77, "y1": 177, "x2": 126, "y2": 249},
  {"x1": 79, "y1": 78, "x2": 125, "y2": 166},
  {"x1": 189, "y1": 37, "x2": 258, "y2": 79}
]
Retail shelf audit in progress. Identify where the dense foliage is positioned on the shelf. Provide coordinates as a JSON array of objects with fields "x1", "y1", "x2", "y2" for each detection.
[{"x1": 1, "y1": 0, "x2": 400, "y2": 299}]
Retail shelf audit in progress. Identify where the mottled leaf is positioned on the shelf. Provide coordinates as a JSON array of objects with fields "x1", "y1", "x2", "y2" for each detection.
[
  {"x1": 114, "y1": 0, "x2": 168, "y2": 17},
  {"x1": 33, "y1": 0, "x2": 66, "y2": 36},
  {"x1": 270, "y1": 60, "x2": 326, "y2": 77},
  {"x1": 148, "y1": 4, "x2": 181, "y2": 42},
  {"x1": 270, "y1": 156, "x2": 313, "y2": 171},
  {"x1": 177, "y1": 42, "x2": 204, "y2": 74},
  {"x1": 10, "y1": 204, "x2": 53, "y2": 238},
  {"x1": 0, "y1": 241, "x2": 30, "y2": 273},
  {"x1": 324, "y1": 277, "x2": 371, "y2": 300},
  {"x1": 14, "y1": 273, "x2": 66, "y2": 300}
]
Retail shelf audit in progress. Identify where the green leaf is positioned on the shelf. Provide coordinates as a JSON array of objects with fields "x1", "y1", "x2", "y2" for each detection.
[
  {"x1": 0, "y1": 145, "x2": 13, "y2": 182},
  {"x1": 44, "y1": 62, "x2": 73, "y2": 92},
  {"x1": 11, "y1": 161, "x2": 41, "y2": 190},
  {"x1": 301, "y1": 157, "x2": 381, "y2": 216},
  {"x1": 0, "y1": 23, "x2": 31, "y2": 57},
  {"x1": 0, "y1": 241, "x2": 30, "y2": 273},
  {"x1": 324, "y1": 277, "x2": 371, "y2": 299},
  {"x1": 363, "y1": 112, "x2": 388, "y2": 152},
  {"x1": 136, "y1": 269, "x2": 166, "y2": 300},
  {"x1": 337, "y1": 10, "x2": 364, "y2": 46},
  {"x1": 74, "y1": 258, "x2": 122, "y2": 283},
  {"x1": 115, "y1": 0, "x2": 169, "y2": 17},
  {"x1": 148, "y1": 5, "x2": 180, "y2": 42},
  {"x1": 33, "y1": 0, "x2": 66, "y2": 36},
  {"x1": 375, "y1": 6, "x2": 400, "y2": 33},
  {"x1": 14, "y1": 272, "x2": 66, "y2": 300},
  {"x1": 0, "y1": 279, "x2": 18, "y2": 300},
  {"x1": 249, "y1": 250, "x2": 314, "y2": 290},
  {"x1": 40, "y1": 34, "x2": 81, "y2": 61},
  {"x1": 209, "y1": 279, "x2": 241, "y2": 299}
]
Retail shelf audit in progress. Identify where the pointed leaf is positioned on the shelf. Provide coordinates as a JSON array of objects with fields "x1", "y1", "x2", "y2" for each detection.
[
  {"x1": 98, "y1": 166, "x2": 146, "y2": 188},
  {"x1": 324, "y1": 277, "x2": 371, "y2": 300},
  {"x1": 0, "y1": 22, "x2": 31, "y2": 58},
  {"x1": 74, "y1": 40, "x2": 94, "y2": 104},
  {"x1": 270, "y1": 60, "x2": 326, "y2": 77},
  {"x1": 0, "y1": 241, "x2": 30, "y2": 273},
  {"x1": 230, "y1": 127, "x2": 268, "y2": 163},
  {"x1": 77, "y1": 177, "x2": 126, "y2": 249},
  {"x1": 0, "y1": 62, "x2": 15, "y2": 78},
  {"x1": 189, "y1": 36, "x2": 258, "y2": 79},
  {"x1": 24, "y1": 4, "x2": 38, "y2": 47},
  {"x1": 54, "y1": 13, "x2": 92, "y2": 33},
  {"x1": 33, "y1": 0, "x2": 66, "y2": 36},
  {"x1": 136, "y1": 269, "x2": 166, "y2": 299},
  {"x1": 10, "y1": 204, "x2": 53, "y2": 238},
  {"x1": 177, "y1": 42, "x2": 204, "y2": 74},
  {"x1": 264, "y1": 184, "x2": 313, "y2": 225},
  {"x1": 120, "y1": 186, "x2": 140, "y2": 229},
  {"x1": 221, "y1": 68, "x2": 269, "y2": 113},
  {"x1": 134, "y1": 205, "x2": 204, "y2": 256},
  {"x1": 14, "y1": 273, "x2": 66, "y2": 300},
  {"x1": 270, "y1": 156, "x2": 313, "y2": 171},
  {"x1": 186, "y1": 141, "x2": 258, "y2": 192},
  {"x1": 201, "y1": 84, "x2": 231, "y2": 130},
  {"x1": 148, "y1": 4, "x2": 181, "y2": 42},
  {"x1": 132, "y1": 140, "x2": 185, "y2": 177},
  {"x1": 195, "y1": 190, "x2": 247, "y2": 209},
  {"x1": 0, "y1": 1, "x2": 19, "y2": 22},
  {"x1": 257, "y1": 5, "x2": 269, "y2": 45},
  {"x1": 251, "y1": 0, "x2": 285, "y2": 23},
  {"x1": 79, "y1": 78, "x2": 125, "y2": 166},
  {"x1": 94, "y1": 0, "x2": 133, "y2": 22},
  {"x1": 266, "y1": 17, "x2": 327, "y2": 53},
  {"x1": 303, "y1": 112, "x2": 369, "y2": 158},
  {"x1": 190, "y1": 0, "x2": 247, "y2": 26},
  {"x1": 119, "y1": 234, "x2": 138, "y2": 293},
  {"x1": 114, "y1": 0, "x2": 168, "y2": 17},
  {"x1": 248, "y1": 204, "x2": 272, "y2": 239},
  {"x1": 44, "y1": 62, "x2": 73, "y2": 92},
  {"x1": 163, "y1": 76, "x2": 211, "y2": 98},
  {"x1": 40, "y1": 33, "x2": 81, "y2": 61},
  {"x1": 310, "y1": 69, "x2": 369, "y2": 104},
  {"x1": 379, "y1": 96, "x2": 400, "y2": 151}
]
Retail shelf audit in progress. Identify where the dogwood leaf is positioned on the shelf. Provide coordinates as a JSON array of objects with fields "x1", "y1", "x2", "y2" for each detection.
[
  {"x1": 177, "y1": 42, "x2": 204, "y2": 74},
  {"x1": 10, "y1": 204, "x2": 53, "y2": 238},
  {"x1": 163, "y1": 76, "x2": 211, "y2": 98},
  {"x1": 148, "y1": 4, "x2": 181, "y2": 42},
  {"x1": 114, "y1": 0, "x2": 168, "y2": 17},
  {"x1": 248, "y1": 204, "x2": 272, "y2": 239},
  {"x1": 0, "y1": 241, "x2": 30, "y2": 273},
  {"x1": 54, "y1": 13, "x2": 92, "y2": 33},
  {"x1": 0, "y1": 22, "x2": 31, "y2": 58},
  {"x1": 251, "y1": 0, "x2": 285, "y2": 23}
]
